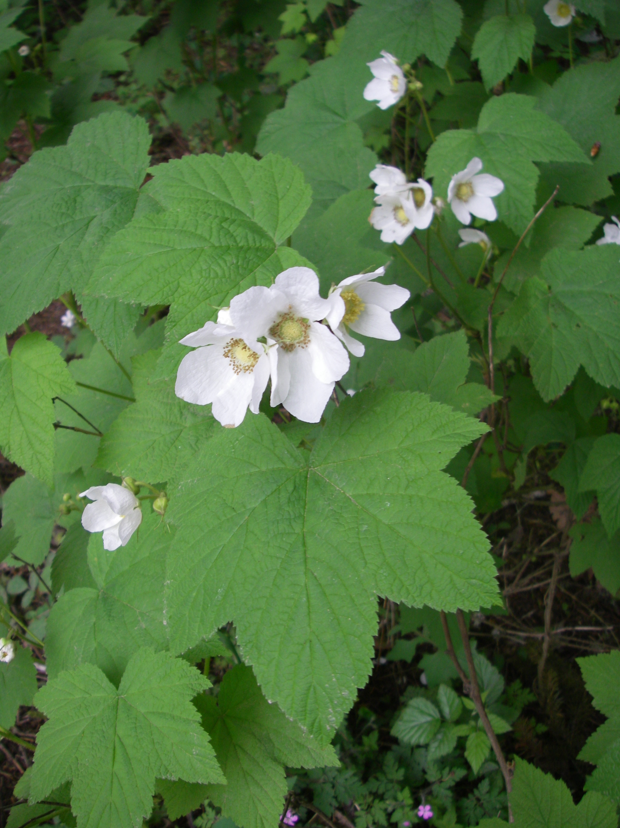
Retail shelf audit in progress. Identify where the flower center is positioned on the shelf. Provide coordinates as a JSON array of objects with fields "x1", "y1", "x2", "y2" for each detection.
[
  {"x1": 557, "y1": 2, "x2": 571, "y2": 16},
  {"x1": 269, "y1": 310, "x2": 310, "y2": 352},
  {"x1": 456, "y1": 181, "x2": 474, "y2": 202},
  {"x1": 223, "y1": 337, "x2": 260, "y2": 374},
  {"x1": 389, "y1": 74, "x2": 400, "y2": 93},
  {"x1": 393, "y1": 205, "x2": 410, "y2": 226},
  {"x1": 412, "y1": 187, "x2": 427, "y2": 208},
  {"x1": 340, "y1": 288, "x2": 365, "y2": 326}
]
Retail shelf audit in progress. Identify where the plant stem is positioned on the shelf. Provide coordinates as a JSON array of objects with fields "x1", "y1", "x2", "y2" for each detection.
[
  {"x1": 0, "y1": 606, "x2": 44, "y2": 647},
  {"x1": 412, "y1": 88, "x2": 435, "y2": 142},
  {"x1": 9, "y1": 553, "x2": 53, "y2": 596},
  {"x1": 473, "y1": 252, "x2": 488, "y2": 288},
  {"x1": 75, "y1": 382, "x2": 135, "y2": 402},
  {"x1": 54, "y1": 397, "x2": 103, "y2": 435},
  {"x1": 404, "y1": 95, "x2": 411, "y2": 178},
  {"x1": 394, "y1": 243, "x2": 429, "y2": 286},
  {"x1": 568, "y1": 24, "x2": 573, "y2": 67},
  {"x1": 54, "y1": 423, "x2": 102, "y2": 437},
  {"x1": 38, "y1": 0, "x2": 47, "y2": 64},
  {"x1": 0, "y1": 726, "x2": 35, "y2": 750},
  {"x1": 434, "y1": 222, "x2": 466, "y2": 283},
  {"x1": 103, "y1": 345, "x2": 132, "y2": 382}
]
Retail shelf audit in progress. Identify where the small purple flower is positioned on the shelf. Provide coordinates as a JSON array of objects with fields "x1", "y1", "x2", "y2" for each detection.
[
  {"x1": 403, "y1": 822, "x2": 412, "y2": 827},
  {"x1": 418, "y1": 804, "x2": 433, "y2": 821},
  {"x1": 283, "y1": 810, "x2": 299, "y2": 827}
]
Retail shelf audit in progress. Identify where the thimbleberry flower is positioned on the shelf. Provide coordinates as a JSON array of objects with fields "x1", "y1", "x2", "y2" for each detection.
[
  {"x1": 370, "y1": 194, "x2": 418, "y2": 245},
  {"x1": 363, "y1": 51, "x2": 406, "y2": 110},
  {"x1": 543, "y1": 0, "x2": 576, "y2": 26},
  {"x1": 596, "y1": 217, "x2": 620, "y2": 246},
  {"x1": 80, "y1": 483, "x2": 142, "y2": 551},
  {"x1": 458, "y1": 228, "x2": 492, "y2": 258},
  {"x1": 369, "y1": 167, "x2": 434, "y2": 243},
  {"x1": 325, "y1": 267, "x2": 410, "y2": 357},
  {"x1": 447, "y1": 158, "x2": 504, "y2": 225},
  {"x1": 60, "y1": 309, "x2": 76, "y2": 328},
  {"x1": 0, "y1": 638, "x2": 15, "y2": 663},
  {"x1": 370, "y1": 165, "x2": 413, "y2": 198}
]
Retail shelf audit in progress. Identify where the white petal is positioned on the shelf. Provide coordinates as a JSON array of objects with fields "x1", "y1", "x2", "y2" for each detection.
[
  {"x1": 249, "y1": 354, "x2": 271, "y2": 414},
  {"x1": 211, "y1": 371, "x2": 255, "y2": 427},
  {"x1": 180, "y1": 321, "x2": 228, "y2": 347},
  {"x1": 379, "y1": 50, "x2": 398, "y2": 65},
  {"x1": 102, "y1": 523, "x2": 123, "y2": 551},
  {"x1": 80, "y1": 486, "x2": 111, "y2": 501},
  {"x1": 337, "y1": 267, "x2": 386, "y2": 289},
  {"x1": 217, "y1": 307, "x2": 232, "y2": 325},
  {"x1": 100, "y1": 483, "x2": 139, "y2": 515},
  {"x1": 468, "y1": 194, "x2": 498, "y2": 222},
  {"x1": 349, "y1": 303, "x2": 401, "y2": 341},
  {"x1": 412, "y1": 201, "x2": 435, "y2": 229},
  {"x1": 228, "y1": 285, "x2": 286, "y2": 345},
  {"x1": 450, "y1": 198, "x2": 472, "y2": 225},
  {"x1": 363, "y1": 77, "x2": 389, "y2": 103},
  {"x1": 356, "y1": 281, "x2": 410, "y2": 311},
  {"x1": 463, "y1": 157, "x2": 484, "y2": 178},
  {"x1": 369, "y1": 166, "x2": 408, "y2": 194},
  {"x1": 281, "y1": 349, "x2": 335, "y2": 423},
  {"x1": 118, "y1": 508, "x2": 142, "y2": 546},
  {"x1": 473, "y1": 173, "x2": 504, "y2": 197},
  {"x1": 338, "y1": 325, "x2": 365, "y2": 357},
  {"x1": 458, "y1": 228, "x2": 486, "y2": 245},
  {"x1": 307, "y1": 322, "x2": 349, "y2": 383},
  {"x1": 274, "y1": 267, "x2": 331, "y2": 320},
  {"x1": 324, "y1": 291, "x2": 346, "y2": 331},
  {"x1": 366, "y1": 57, "x2": 395, "y2": 80},
  {"x1": 82, "y1": 500, "x2": 122, "y2": 533},
  {"x1": 270, "y1": 349, "x2": 291, "y2": 407},
  {"x1": 175, "y1": 344, "x2": 232, "y2": 406}
]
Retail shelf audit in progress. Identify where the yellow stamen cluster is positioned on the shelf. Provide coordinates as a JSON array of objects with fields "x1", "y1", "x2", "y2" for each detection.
[
  {"x1": 223, "y1": 338, "x2": 260, "y2": 374},
  {"x1": 412, "y1": 187, "x2": 426, "y2": 208},
  {"x1": 393, "y1": 205, "x2": 410, "y2": 226},
  {"x1": 341, "y1": 289, "x2": 365, "y2": 326},
  {"x1": 389, "y1": 74, "x2": 400, "y2": 93},
  {"x1": 269, "y1": 310, "x2": 310, "y2": 352},
  {"x1": 456, "y1": 182, "x2": 474, "y2": 202},
  {"x1": 557, "y1": 2, "x2": 571, "y2": 16}
]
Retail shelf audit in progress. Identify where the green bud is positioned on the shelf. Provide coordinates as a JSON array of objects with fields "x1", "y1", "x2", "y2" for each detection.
[
  {"x1": 408, "y1": 79, "x2": 423, "y2": 91},
  {"x1": 62, "y1": 493, "x2": 71, "y2": 502},
  {"x1": 305, "y1": 32, "x2": 318, "y2": 44},
  {"x1": 153, "y1": 494, "x2": 169, "y2": 516},
  {"x1": 59, "y1": 503, "x2": 71, "y2": 515},
  {"x1": 123, "y1": 477, "x2": 140, "y2": 495}
]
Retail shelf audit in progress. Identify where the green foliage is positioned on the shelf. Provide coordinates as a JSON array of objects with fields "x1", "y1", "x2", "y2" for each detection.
[
  {"x1": 569, "y1": 520, "x2": 620, "y2": 596},
  {"x1": 579, "y1": 651, "x2": 620, "y2": 803},
  {"x1": 498, "y1": 246, "x2": 620, "y2": 401},
  {"x1": 0, "y1": 333, "x2": 76, "y2": 485},
  {"x1": 29, "y1": 648, "x2": 224, "y2": 828},
  {"x1": 472, "y1": 15, "x2": 536, "y2": 90},
  {"x1": 580, "y1": 434, "x2": 620, "y2": 538},
  {"x1": 0, "y1": 641, "x2": 37, "y2": 729},
  {"x1": 198, "y1": 665, "x2": 338, "y2": 828},
  {"x1": 426, "y1": 93, "x2": 587, "y2": 235},
  {"x1": 167, "y1": 391, "x2": 495, "y2": 741},
  {"x1": 479, "y1": 757, "x2": 618, "y2": 827},
  {"x1": 0, "y1": 112, "x2": 150, "y2": 353}
]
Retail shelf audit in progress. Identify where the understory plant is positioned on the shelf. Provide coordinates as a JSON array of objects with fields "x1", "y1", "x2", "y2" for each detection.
[{"x1": 1, "y1": 1, "x2": 620, "y2": 827}]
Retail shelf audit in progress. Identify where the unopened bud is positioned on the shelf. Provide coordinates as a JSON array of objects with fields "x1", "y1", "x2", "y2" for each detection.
[
  {"x1": 153, "y1": 494, "x2": 169, "y2": 516},
  {"x1": 59, "y1": 503, "x2": 71, "y2": 515},
  {"x1": 408, "y1": 79, "x2": 423, "y2": 91},
  {"x1": 432, "y1": 196, "x2": 446, "y2": 216},
  {"x1": 62, "y1": 492, "x2": 71, "y2": 502},
  {"x1": 18, "y1": 44, "x2": 30, "y2": 57},
  {"x1": 122, "y1": 477, "x2": 140, "y2": 495}
]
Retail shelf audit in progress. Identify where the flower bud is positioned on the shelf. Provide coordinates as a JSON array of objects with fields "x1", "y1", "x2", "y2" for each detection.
[
  {"x1": 432, "y1": 196, "x2": 446, "y2": 216},
  {"x1": 18, "y1": 44, "x2": 30, "y2": 57},
  {"x1": 408, "y1": 79, "x2": 423, "y2": 91},
  {"x1": 0, "y1": 638, "x2": 15, "y2": 663},
  {"x1": 122, "y1": 477, "x2": 140, "y2": 495},
  {"x1": 59, "y1": 503, "x2": 71, "y2": 515},
  {"x1": 62, "y1": 492, "x2": 72, "y2": 502},
  {"x1": 153, "y1": 494, "x2": 169, "y2": 515}
]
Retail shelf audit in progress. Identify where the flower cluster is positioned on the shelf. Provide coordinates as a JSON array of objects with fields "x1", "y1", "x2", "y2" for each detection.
[
  {"x1": 369, "y1": 158, "x2": 503, "y2": 245},
  {"x1": 0, "y1": 637, "x2": 15, "y2": 663},
  {"x1": 175, "y1": 267, "x2": 409, "y2": 427}
]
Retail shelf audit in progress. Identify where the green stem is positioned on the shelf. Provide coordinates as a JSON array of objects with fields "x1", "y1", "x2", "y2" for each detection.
[
  {"x1": 38, "y1": 0, "x2": 46, "y2": 64},
  {"x1": 445, "y1": 64, "x2": 454, "y2": 86},
  {"x1": 424, "y1": 230, "x2": 469, "y2": 327},
  {"x1": 568, "y1": 23, "x2": 573, "y2": 67},
  {"x1": 75, "y1": 382, "x2": 135, "y2": 402},
  {"x1": 54, "y1": 423, "x2": 101, "y2": 437},
  {"x1": 9, "y1": 553, "x2": 53, "y2": 596},
  {"x1": 413, "y1": 88, "x2": 435, "y2": 142},
  {"x1": 103, "y1": 345, "x2": 132, "y2": 382},
  {"x1": 0, "y1": 606, "x2": 44, "y2": 647},
  {"x1": 25, "y1": 115, "x2": 37, "y2": 152},
  {"x1": 138, "y1": 494, "x2": 158, "y2": 501},
  {"x1": 404, "y1": 95, "x2": 411, "y2": 178},
  {"x1": 473, "y1": 253, "x2": 488, "y2": 288},
  {"x1": 55, "y1": 397, "x2": 103, "y2": 434},
  {"x1": 394, "y1": 243, "x2": 429, "y2": 287},
  {"x1": 135, "y1": 481, "x2": 161, "y2": 496},
  {"x1": 434, "y1": 222, "x2": 466, "y2": 283},
  {"x1": 0, "y1": 726, "x2": 35, "y2": 750}
]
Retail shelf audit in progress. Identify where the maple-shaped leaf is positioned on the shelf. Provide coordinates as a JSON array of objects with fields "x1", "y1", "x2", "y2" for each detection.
[
  {"x1": 579, "y1": 651, "x2": 620, "y2": 803},
  {"x1": 0, "y1": 333, "x2": 76, "y2": 486},
  {"x1": 425, "y1": 93, "x2": 587, "y2": 235},
  {"x1": 498, "y1": 246, "x2": 620, "y2": 401},
  {"x1": 29, "y1": 648, "x2": 224, "y2": 828},
  {"x1": 161, "y1": 665, "x2": 338, "y2": 828},
  {"x1": 166, "y1": 390, "x2": 497, "y2": 742},
  {"x1": 88, "y1": 152, "x2": 312, "y2": 380},
  {"x1": 0, "y1": 112, "x2": 149, "y2": 353},
  {"x1": 580, "y1": 434, "x2": 620, "y2": 539},
  {"x1": 479, "y1": 757, "x2": 617, "y2": 827}
]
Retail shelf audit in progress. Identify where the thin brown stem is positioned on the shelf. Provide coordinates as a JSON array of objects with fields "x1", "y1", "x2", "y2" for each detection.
[
  {"x1": 461, "y1": 432, "x2": 489, "y2": 488},
  {"x1": 440, "y1": 611, "x2": 468, "y2": 684},
  {"x1": 537, "y1": 550, "x2": 562, "y2": 688},
  {"x1": 456, "y1": 610, "x2": 513, "y2": 818}
]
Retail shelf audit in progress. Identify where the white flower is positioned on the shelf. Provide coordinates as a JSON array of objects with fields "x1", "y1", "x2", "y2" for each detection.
[
  {"x1": 370, "y1": 194, "x2": 416, "y2": 245},
  {"x1": 18, "y1": 44, "x2": 30, "y2": 57},
  {"x1": 60, "y1": 309, "x2": 76, "y2": 328},
  {"x1": 263, "y1": 268, "x2": 350, "y2": 423},
  {"x1": 596, "y1": 217, "x2": 620, "y2": 246},
  {"x1": 458, "y1": 228, "x2": 492, "y2": 258},
  {"x1": 0, "y1": 638, "x2": 15, "y2": 663},
  {"x1": 447, "y1": 157, "x2": 504, "y2": 225},
  {"x1": 325, "y1": 267, "x2": 410, "y2": 358},
  {"x1": 80, "y1": 483, "x2": 142, "y2": 551},
  {"x1": 543, "y1": 0, "x2": 575, "y2": 26},
  {"x1": 363, "y1": 51, "x2": 406, "y2": 110},
  {"x1": 176, "y1": 291, "x2": 275, "y2": 427},
  {"x1": 370, "y1": 165, "x2": 412, "y2": 198}
]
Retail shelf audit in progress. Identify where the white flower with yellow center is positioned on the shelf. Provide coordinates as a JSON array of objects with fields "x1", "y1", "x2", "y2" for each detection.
[
  {"x1": 370, "y1": 165, "x2": 412, "y2": 198},
  {"x1": 370, "y1": 195, "x2": 417, "y2": 245},
  {"x1": 263, "y1": 268, "x2": 350, "y2": 423},
  {"x1": 596, "y1": 217, "x2": 620, "y2": 246},
  {"x1": 363, "y1": 51, "x2": 406, "y2": 110},
  {"x1": 0, "y1": 638, "x2": 15, "y2": 663},
  {"x1": 175, "y1": 288, "x2": 278, "y2": 427},
  {"x1": 543, "y1": 0, "x2": 575, "y2": 26},
  {"x1": 325, "y1": 267, "x2": 410, "y2": 357},
  {"x1": 458, "y1": 228, "x2": 492, "y2": 258},
  {"x1": 447, "y1": 157, "x2": 504, "y2": 225},
  {"x1": 80, "y1": 483, "x2": 142, "y2": 551}
]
